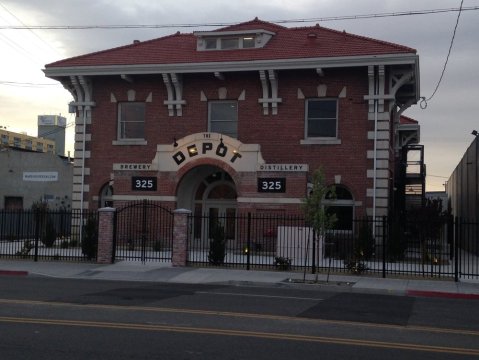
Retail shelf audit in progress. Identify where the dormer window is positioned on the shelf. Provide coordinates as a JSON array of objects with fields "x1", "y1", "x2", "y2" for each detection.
[
  {"x1": 195, "y1": 29, "x2": 275, "y2": 51},
  {"x1": 242, "y1": 37, "x2": 255, "y2": 48},
  {"x1": 221, "y1": 38, "x2": 239, "y2": 50},
  {"x1": 205, "y1": 38, "x2": 217, "y2": 49}
]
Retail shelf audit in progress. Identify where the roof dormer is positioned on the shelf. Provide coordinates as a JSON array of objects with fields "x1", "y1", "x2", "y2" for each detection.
[{"x1": 194, "y1": 29, "x2": 275, "y2": 51}]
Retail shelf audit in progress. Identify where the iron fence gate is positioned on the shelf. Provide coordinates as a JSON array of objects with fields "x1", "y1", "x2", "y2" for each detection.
[
  {"x1": 112, "y1": 200, "x2": 174, "y2": 262},
  {"x1": 187, "y1": 213, "x2": 479, "y2": 280}
]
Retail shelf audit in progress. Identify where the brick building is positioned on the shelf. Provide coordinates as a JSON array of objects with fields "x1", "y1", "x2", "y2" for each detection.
[{"x1": 44, "y1": 19, "x2": 420, "y2": 229}]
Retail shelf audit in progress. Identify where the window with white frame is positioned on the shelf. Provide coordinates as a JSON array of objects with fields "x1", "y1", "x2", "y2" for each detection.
[
  {"x1": 118, "y1": 102, "x2": 145, "y2": 140},
  {"x1": 208, "y1": 101, "x2": 238, "y2": 139},
  {"x1": 306, "y1": 99, "x2": 338, "y2": 138}
]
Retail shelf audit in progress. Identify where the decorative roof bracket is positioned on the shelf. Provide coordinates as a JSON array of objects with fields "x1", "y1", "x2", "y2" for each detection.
[
  {"x1": 258, "y1": 70, "x2": 282, "y2": 115},
  {"x1": 162, "y1": 73, "x2": 186, "y2": 116}
]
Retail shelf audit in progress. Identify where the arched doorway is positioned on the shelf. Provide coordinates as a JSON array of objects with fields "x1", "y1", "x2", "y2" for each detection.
[{"x1": 177, "y1": 165, "x2": 237, "y2": 242}]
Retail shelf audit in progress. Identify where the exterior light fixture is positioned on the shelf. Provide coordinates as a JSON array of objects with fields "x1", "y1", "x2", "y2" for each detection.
[
  {"x1": 472, "y1": 130, "x2": 478, "y2": 136},
  {"x1": 173, "y1": 137, "x2": 178, "y2": 147}
]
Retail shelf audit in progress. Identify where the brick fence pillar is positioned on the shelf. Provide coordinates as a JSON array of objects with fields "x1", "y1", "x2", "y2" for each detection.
[
  {"x1": 97, "y1": 207, "x2": 116, "y2": 264},
  {"x1": 172, "y1": 208, "x2": 192, "y2": 266}
]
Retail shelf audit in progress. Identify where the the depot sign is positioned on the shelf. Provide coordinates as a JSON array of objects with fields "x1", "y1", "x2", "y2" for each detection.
[
  {"x1": 154, "y1": 132, "x2": 265, "y2": 172},
  {"x1": 172, "y1": 141, "x2": 243, "y2": 165}
]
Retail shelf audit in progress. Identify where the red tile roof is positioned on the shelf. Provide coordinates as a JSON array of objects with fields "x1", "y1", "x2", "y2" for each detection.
[
  {"x1": 45, "y1": 18, "x2": 416, "y2": 68},
  {"x1": 400, "y1": 115, "x2": 418, "y2": 125}
]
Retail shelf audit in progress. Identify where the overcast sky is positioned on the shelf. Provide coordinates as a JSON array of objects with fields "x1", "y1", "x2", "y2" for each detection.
[{"x1": 1, "y1": 0, "x2": 478, "y2": 191}]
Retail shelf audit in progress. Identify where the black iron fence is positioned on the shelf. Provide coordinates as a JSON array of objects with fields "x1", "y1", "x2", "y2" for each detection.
[
  {"x1": 0, "y1": 209, "x2": 98, "y2": 262},
  {"x1": 188, "y1": 213, "x2": 479, "y2": 280},
  {"x1": 1, "y1": 207, "x2": 478, "y2": 280}
]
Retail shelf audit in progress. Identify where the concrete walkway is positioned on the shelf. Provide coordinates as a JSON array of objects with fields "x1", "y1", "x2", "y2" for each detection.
[{"x1": 1, "y1": 259, "x2": 479, "y2": 299}]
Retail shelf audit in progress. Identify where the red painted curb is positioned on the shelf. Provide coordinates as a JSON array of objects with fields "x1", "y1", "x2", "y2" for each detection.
[
  {"x1": 407, "y1": 290, "x2": 479, "y2": 300},
  {"x1": 0, "y1": 270, "x2": 29, "y2": 276}
]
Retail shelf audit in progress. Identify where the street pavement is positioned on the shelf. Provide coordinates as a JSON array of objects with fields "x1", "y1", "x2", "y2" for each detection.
[{"x1": 1, "y1": 259, "x2": 479, "y2": 299}]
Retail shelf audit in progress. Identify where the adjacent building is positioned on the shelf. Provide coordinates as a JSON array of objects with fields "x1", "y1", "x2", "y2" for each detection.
[
  {"x1": 0, "y1": 128, "x2": 55, "y2": 154},
  {"x1": 38, "y1": 114, "x2": 67, "y2": 156},
  {"x1": 447, "y1": 135, "x2": 478, "y2": 221},
  {"x1": 43, "y1": 19, "x2": 421, "y2": 229},
  {"x1": 0, "y1": 147, "x2": 73, "y2": 209}
]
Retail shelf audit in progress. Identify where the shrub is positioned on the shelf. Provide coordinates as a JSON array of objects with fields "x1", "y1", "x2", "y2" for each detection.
[
  {"x1": 208, "y1": 221, "x2": 226, "y2": 265},
  {"x1": 274, "y1": 256, "x2": 292, "y2": 271},
  {"x1": 41, "y1": 217, "x2": 57, "y2": 248},
  {"x1": 15, "y1": 240, "x2": 34, "y2": 257},
  {"x1": 355, "y1": 220, "x2": 375, "y2": 260},
  {"x1": 387, "y1": 218, "x2": 407, "y2": 261},
  {"x1": 82, "y1": 215, "x2": 98, "y2": 260},
  {"x1": 152, "y1": 241, "x2": 163, "y2": 252},
  {"x1": 344, "y1": 259, "x2": 369, "y2": 274},
  {"x1": 60, "y1": 240, "x2": 70, "y2": 248}
]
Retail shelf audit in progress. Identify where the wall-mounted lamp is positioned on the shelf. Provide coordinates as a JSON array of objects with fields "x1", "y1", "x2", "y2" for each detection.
[
  {"x1": 472, "y1": 130, "x2": 478, "y2": 137},
  {"x1": 173, "y1": 137, "x2": 178, "y2": 147}
]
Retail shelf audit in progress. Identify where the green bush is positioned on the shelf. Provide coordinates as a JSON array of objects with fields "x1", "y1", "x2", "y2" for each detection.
[
  {"x1": 355, "y1": 221, "x2": 375, "y2": 260},
  {"x1": 387, "y1": 218, "x2": 407, "y2": 261},
  {"x1": 15, "y1": 240, "x2": 34, "y2": 257},
  {"x1": 208, "y1": 221, "x2": 226, "y2": 265},
  {"x1": 41, "y1": 217, "x2": 57, "y2": 248},
  {"x1": 274, "y1": 256, "x2": 292, "y2": 271},
  {"x1": 82, "y1": 215, "x2": 98, "y2": 260},
  {"x1": 152, "y1": 241, "x2": 163, "y2": 252}
]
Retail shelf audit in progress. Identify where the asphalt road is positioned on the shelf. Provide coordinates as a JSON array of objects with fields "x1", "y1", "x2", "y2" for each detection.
[{"x1": 0, "y1": 276, "x2": 478, "y2": 359}]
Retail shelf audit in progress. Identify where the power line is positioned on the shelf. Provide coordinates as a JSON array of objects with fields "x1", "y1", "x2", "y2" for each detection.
[
  {"x1": 0, "y1": 80, "x2": 60, "y2": 87},
  {"x1": 0, "y1": 6, "x2": 477, "y2": 30},
  {"x1": 427, "y1": 174, "x2": 449, "y2": 179},
  {"x1": 420, "y1": 0, "x2": 464, "y2": 109},
  {"x1": 0, "y1": 1, "x2": 61, "y2": 56}
]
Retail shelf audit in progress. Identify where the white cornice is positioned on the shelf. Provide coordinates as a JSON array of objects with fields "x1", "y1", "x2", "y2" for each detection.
[{"x1": 44, "y1": 53, "x2": 418, "y2": 78}]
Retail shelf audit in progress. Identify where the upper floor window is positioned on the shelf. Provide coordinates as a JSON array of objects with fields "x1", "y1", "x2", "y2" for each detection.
[
  {"x1": 306, "y1": 99, "x2": 338, "y2": 138},
  {"x1": 208, "y1": 101, "x2": 238, "y2": 139},
  {"x1": 118, "y1": 102, "x2": 145, "y2": 140}
]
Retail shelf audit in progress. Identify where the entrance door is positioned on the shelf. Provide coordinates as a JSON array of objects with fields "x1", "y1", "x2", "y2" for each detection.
[{"x1": 206, "y1": 203, "x2": 236, "y2": 240}]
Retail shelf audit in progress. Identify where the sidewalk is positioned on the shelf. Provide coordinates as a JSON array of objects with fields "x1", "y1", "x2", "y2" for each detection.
[{"x1": 1, "y1": 259, "x2": 479, "y2": 299}]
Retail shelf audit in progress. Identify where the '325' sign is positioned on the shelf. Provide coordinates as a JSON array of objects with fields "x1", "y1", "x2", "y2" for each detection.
[
  {"x1": 132, "y1": 177, "x2": 157, "y2": 191},
  {"x1": 257, "y1": 178, "x2": 286, "y2": 193}
]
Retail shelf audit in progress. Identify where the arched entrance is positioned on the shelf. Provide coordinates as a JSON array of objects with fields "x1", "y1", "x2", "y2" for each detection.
[{"x1": 177, "y1": 165, "x2": 237, "y2": 243}]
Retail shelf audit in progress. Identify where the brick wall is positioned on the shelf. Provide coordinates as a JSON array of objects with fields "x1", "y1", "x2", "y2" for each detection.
[{"x1": 82, "y1": 67, "x2": 375, "y2": 216}]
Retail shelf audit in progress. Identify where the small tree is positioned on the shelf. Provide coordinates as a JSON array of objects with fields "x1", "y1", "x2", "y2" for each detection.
[
  {"x1": 82, "y1": 214, "x2": 98, "y2": 260},
  {"x1": 32, "y1": 201, "x2": 56, "y2": 247},
  {"x1": 302, "y1": 168, "x2": 336, "y2": 280},
  {"x1": 302, "y1": 168, "x2": 337, "y2": 241},
  {"x1": 208, "y1": 220, "x2": 226, "y2": 265},
  {"x1": 41, "y1": 216, "x2": 57, "y2": 247}
]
